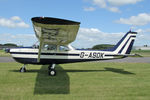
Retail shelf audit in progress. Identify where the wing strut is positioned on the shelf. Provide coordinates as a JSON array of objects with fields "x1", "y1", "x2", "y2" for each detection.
[{"x1": 37, "y1": 35, "x2": 43, "y2": 62}]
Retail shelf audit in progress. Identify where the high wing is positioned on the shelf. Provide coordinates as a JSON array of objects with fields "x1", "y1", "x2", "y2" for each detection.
[{"x1": 31, "y1": 17, "x2": 80, "y2": 62}]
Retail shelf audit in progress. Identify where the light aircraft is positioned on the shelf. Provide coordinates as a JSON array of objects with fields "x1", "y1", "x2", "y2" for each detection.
[{"x1": 8, "y1": 17, "x2": 137, "y2": 76}]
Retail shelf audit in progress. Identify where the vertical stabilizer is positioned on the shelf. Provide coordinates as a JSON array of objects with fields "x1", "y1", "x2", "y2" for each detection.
[{"x1": 112, "y1": 31, "x2": 137, "y2": 54}]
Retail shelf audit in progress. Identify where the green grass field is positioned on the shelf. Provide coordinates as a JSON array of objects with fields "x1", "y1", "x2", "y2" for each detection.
[{"x1": 0, "y1": 62, "x2": 150, "y2": 100}]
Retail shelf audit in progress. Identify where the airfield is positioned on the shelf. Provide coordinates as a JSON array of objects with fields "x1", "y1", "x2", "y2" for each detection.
[{"x1": 0, "y1": 55, "x2": 150, "y2": 100}]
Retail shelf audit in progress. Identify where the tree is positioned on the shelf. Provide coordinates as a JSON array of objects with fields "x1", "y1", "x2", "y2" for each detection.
[
  {"x1": 92, "y1": 44, "x2": 114, "y2": 50},
  {"x1": 3, "y1": 43, "x2": 17, "y2": 47}
]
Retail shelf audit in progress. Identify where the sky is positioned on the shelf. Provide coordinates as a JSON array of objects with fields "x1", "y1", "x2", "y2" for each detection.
[{"x1": 0, "y1": 0, "x2": 150, "y2": 48}]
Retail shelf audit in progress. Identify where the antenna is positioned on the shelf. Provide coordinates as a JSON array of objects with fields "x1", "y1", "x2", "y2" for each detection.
[{"x1": 130, "y1": 26, "x2": 136, "y2": 32}]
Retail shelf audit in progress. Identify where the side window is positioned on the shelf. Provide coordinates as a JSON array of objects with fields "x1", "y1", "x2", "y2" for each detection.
[
  {"x1": 32, "y1": 44, "x2": 39, "y2": 49},
  {"x1": 59, "y1": 46, "x2": 69, "y2": 51}
]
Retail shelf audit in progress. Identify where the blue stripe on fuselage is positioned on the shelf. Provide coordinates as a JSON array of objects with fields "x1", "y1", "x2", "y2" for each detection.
[{"x1": 10, "y1": 52, "x2": 79, "y2": 56}]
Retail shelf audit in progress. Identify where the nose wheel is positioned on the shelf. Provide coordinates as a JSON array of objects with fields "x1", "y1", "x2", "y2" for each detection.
[
  {"x1": 20, "y1": 64, "x2": 26, "y2": 72},
  {"x1": 48, "y1": 64, "x2": 56, "y2": 76}
]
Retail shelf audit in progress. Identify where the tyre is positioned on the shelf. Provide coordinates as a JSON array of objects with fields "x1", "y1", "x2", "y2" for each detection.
[{"x1": 48, "y1": 69, "x2": 56, "y2": 76}]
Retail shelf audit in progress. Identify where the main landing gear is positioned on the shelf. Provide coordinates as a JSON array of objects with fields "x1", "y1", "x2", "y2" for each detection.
[
  {"x1": 48, "y1": 64, "x2": 56, "y2": 76},
  {"x1": 20, "y1": 64, "x2": 26, "y2": 72}
]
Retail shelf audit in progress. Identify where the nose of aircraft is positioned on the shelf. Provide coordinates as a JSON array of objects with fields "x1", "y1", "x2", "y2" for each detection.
[{"x1": 4, "y1": 48, "x2": 10, "y2": 53}]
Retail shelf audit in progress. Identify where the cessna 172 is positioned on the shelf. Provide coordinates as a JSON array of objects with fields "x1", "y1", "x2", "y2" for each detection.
[{"x1": 8, "y1": 17, "x2": 137, "y2": 76}]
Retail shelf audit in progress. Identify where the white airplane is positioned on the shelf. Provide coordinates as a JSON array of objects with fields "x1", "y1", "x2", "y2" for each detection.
[{"x1": 8, "y1": 17, "x2": 137, "y2": 76}]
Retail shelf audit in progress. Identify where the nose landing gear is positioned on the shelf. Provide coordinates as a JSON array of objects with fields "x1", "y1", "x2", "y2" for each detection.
[{"x1": 20, "y1": 64, "x2": 26, "y2": 72}]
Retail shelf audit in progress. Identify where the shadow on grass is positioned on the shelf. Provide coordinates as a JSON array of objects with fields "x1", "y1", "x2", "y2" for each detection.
[
  {"x1": 65, "y1": 67, "x2": 135, "y2": 75},
  {"x1": 10, "y1": 65, "x2": 70, "y2": 95},
  {"x1": 34, "y1": 65, "x2": 70, "y2": 95},
  {"x1": 10, "y1": 65, "x2": 134, "y2": 95},
  {"x1": 104, "y1": 67, "x2": 135, "y2": 75},
  {"x1": 11, "y1": 69, "x2": 40, "y2": 73}
]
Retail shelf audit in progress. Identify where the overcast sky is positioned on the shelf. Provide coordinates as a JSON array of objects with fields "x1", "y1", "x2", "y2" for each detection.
[{"x1": 0, "y1": 0, "x2": 150, "y2": 48}]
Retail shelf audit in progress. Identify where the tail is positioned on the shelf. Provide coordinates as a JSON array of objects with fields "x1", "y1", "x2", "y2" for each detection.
[{"x1": 111, "y1": 31, "x2": 137, "y2": 54}]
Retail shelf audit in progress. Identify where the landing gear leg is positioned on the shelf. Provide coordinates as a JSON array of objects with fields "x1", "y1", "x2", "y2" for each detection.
[
  {"x1": 48, "y1": 64, "x2": 56, "y2": 76},
  {"x1": 20, "y1": 64, "x2": 26, "y2": 72}
]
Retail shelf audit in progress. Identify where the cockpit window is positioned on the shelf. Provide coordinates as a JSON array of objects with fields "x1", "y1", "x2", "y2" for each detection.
[
  {"x1": 43, "y1": 44, "x2": 57, "y2": 51},
  {"x1": 42, "y1": 44, "x2": 70, "y2": 51}
]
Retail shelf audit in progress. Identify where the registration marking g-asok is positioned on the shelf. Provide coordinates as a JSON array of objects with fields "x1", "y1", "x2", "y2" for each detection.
[{"x1": 80, "y1": 52, "x2": 104, "y2": 59}]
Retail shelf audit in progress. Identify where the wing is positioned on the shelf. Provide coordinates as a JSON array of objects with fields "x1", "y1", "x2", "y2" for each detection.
[
  {"x1": 31, "y1": 17, "x2": 80, "y2": 62},
  {"x1": 32, "y1": 17, "x2": 80, "y2": 45}
]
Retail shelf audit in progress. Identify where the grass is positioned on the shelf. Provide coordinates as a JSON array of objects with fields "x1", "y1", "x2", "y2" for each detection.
[
  {"x1": 0, "y1": 62, "x2": 150, "y2": 100},
  {"x1": 0, "y1": 50, "x2": 10, "y2": 57},
  {"x1": 131, "y1": 50, "x2": 150, "y2": 57}
]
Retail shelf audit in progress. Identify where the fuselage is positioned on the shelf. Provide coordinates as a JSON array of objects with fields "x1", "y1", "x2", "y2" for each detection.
[
  {"x1": 9, "y1": 47, "x2": 122, "y2": 65},
  {"x1": 9, "y1": 31, "x2": 137, "y2": 65}
]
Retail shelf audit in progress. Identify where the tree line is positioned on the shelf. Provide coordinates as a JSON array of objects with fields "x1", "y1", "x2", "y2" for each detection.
[
  {"x1": 0, "y1": 43, "x2": 115, "y2": 50},
  {"x1": 0, "y1": 43, "x2": 17, "y2": 47},
  {"x1": 80, "y1": 44, "x2": 115, "y2": 50},
  {"x1": 92, "y1": 44, "x2": 115, "y2": 50}
]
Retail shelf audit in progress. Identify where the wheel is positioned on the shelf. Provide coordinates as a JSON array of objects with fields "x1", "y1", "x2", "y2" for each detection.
[
  {"x1": 48, "y1": 69, "x2": 56, "y2": 76},
  {"x1": 20, "y1": 67, "x2": 26, "y2": 72}
]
